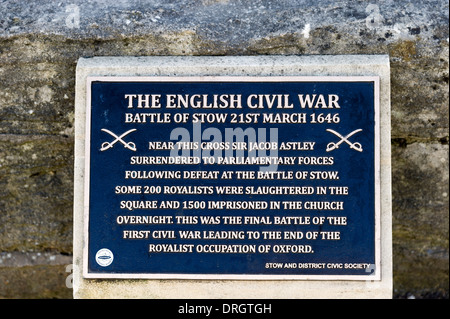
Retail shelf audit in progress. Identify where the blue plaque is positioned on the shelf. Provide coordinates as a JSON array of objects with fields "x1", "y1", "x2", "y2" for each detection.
[{"x1": 83, "y1": 76, "x2": 380, "y2": 280}]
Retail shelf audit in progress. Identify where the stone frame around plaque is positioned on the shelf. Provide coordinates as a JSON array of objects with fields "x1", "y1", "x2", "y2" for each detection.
[{"x1": 73, "y1": 55, "x2": 392, "y2": 298}]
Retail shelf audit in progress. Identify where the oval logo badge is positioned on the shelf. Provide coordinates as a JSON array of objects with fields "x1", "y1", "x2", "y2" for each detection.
[{"x1": 95, "y1": 248, "x2": 114, "y2": 267}]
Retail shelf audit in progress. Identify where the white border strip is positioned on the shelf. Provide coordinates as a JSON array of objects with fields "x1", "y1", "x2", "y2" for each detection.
[{"x1": 83, "y1": 76, "x2": 381, "y2": 280}]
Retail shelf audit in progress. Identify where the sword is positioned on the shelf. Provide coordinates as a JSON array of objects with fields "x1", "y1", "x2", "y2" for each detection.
[
  {"x1": 100, "y1": 128, "x2": 137, "y2": 151},
  {"x1": 326, "y1": 129, "x2": 363, "y2": 152}
]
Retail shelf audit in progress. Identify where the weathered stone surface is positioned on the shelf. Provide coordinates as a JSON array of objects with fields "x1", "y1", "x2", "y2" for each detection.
[
  {"x1": 392, "y1": 142, "x2": 449, "y2": 298},
  {"x1": 0, "y1": 252, "x2": 72, "y2": 298},
  {"x1": 1, "y1": 1, "x2": 448, "y2": 138},
  {"x1": 0, "y1": 0, "x2": 447, "y2": 298},
  {"x1": 0, "y1": 135, "x2": 73, "y2": 252}
]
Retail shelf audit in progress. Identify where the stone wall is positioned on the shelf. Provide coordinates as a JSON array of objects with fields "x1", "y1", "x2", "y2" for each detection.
[{"x1": 0, "y1": 0, "x2": 448, "y2": 298}]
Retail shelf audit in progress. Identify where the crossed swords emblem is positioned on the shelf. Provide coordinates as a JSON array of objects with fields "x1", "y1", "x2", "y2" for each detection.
[
  {"x1": 326, "y1": 129, "x2": 363, "y2": 152},
  {"x1": 100, "y1": 128, "x2": 137, "y2": 152}
]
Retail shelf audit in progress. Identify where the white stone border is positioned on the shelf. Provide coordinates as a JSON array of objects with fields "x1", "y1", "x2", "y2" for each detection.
[{"x1": 74, "y1": 56, "x2": 391, "y2": 298}]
